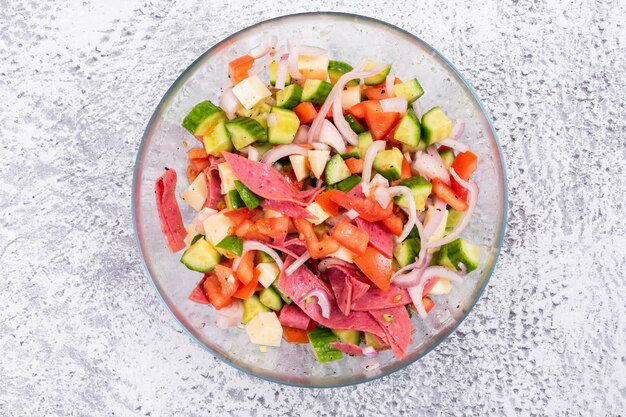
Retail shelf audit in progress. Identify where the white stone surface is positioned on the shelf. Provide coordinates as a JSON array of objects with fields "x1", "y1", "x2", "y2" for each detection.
[{"x1": 1, "y1": 0, "x2": 625, "y2": 416}]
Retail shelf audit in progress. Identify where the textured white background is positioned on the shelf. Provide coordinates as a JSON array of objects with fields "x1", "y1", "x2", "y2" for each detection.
[{"x1": 1, "y1": 0, "x2": 625, "y2": 416}]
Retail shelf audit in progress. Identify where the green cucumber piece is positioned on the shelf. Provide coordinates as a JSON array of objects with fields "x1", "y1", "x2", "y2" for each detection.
[
  {"x1": 180, "y1": 237, "x2": 221, "y2": 273},
  {"x1": 392, "y1": 78, "x2": 424, "y2": 103},
  {"x1": 373, "y1": 148, "x2": 404, "y2": 181},
  {"x1": 203, "y1": 121, "x2": 233, "y2": 156},
  {"x1": 435, "y1": 244, "x2": 456, "y2": 270},
  {"x1": 362, "y1": 61, "x2": 391, "y2": 86},
  {"x1": 271, "y1": 282, "x2": 293, "y2": 305},
  {"x1": 331, "y1": 329, "x2": 362, "y2": 345},
  {"x1": 307, "y1": 328, "x2": 343, "y2": 363},
  {"x1": 301, "y1": 79, "x2": 332, "y2": 105},
  {"x1": 421, "y1": 106, "x2": 452, "y2": 145},
  {"x1": 225, "y1": 117, "x2": 267, "y2": 149},
  {"x1": 275, "y1": 84, "x2": 303, "y2": 109},
  {"x1": 225, "y1": 189, "x2": 245, "y2": 210},
  {"x1": 259, "y1": 286, "x2": 283, "y2": 312},
  {"x1": 342, "y1": 147, "x2": 361, "y2": 159},
  {"x1": 393, "y1": 238, "x2": 421, "y2": 267},
  {"x1": 440, "y1": 238, "x2": 480, "y2": 272},
  {"x1": 364, "y1": 332, "x2": 389, "y2": 350},
  {"x1": 446, "y1": 208, "x2": 464, "y2": 229},
  {"x1": 215, "y1": 235, "x2": 243, "y2": 258},
  {"x1": 336, "y1": 174, "x2": 361, "y2": 192},
  {"x1": 324, "y1": 154, "x2": 351, "y2": 185},
  {"x1": 253, "y1": 142, "x2": 273, "y2": 157},
  {"x1": 393, "y1": 108, "x2": 421, "y2": 147},
  {"x1": 268, "y1": 107, "x2": 300, "y2": 144},
  {"x1": 255, "y1": 251, "x2": 275, "y2": 264},
  {"x1": 234, "y1": 180, "x2": 264, "y2": 210},
  {"x1": 269, "y1": 61, "x2": 291, "y2": 86},
  {"x1": 402, "y1": 141, "x2": 427, "y2": 153},
  {"x1": 344, "y1": 114, "x2": 367, "y2": 134},
  {"x1": 394, "y1": 176, "x2": 432, "y2": 211},
  {"x1": 439, "y1": 149, "x2": 455, "y2": 169},
  {"x1": 242, "y1": 295, "x2": 271, "y2": 324},
  {"x1": 357, "y1": 131, "x2": 373, "y2": 158},
  {"x1": 182, "y1": 101, "x2": 227, "y2": 136},
  {"x1": 328, "y1": 60, "x2": 358, "y2": 87},
  {"x1": 190, "y1": 234, "x2": 204, "y2": 246}
]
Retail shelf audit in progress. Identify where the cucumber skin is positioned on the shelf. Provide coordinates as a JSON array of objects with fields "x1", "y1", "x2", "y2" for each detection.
[
  {"x1": 182, "y1": 101, "x2": 226, "y2": 135},
  {"x1": 393, "y1": 108, "x2": 421, "y2": 147},
  {"x1": 242, "y1": 295, "x2": 271, "y2": 324},
  {"x1": 302, "y1": 80, "x2": 333, "y2": 106},
  {"x1": 268, "y1": 107, "x2": 300, "y2": 145},
  {"x1": 259, "y1": 287, "x2": 283, "y2": 312},
  {"x1": 344, "y1": 114, "x2": 367, "y2": 134},
  {"x1": 328, "y1": 60, "x2": 359, "y2": 87},
  {"x1": 373, "y1": 148, "x2": 404, "y2": 181},
  {"x1": 392, "y1": 78, "x2": 424, "y2": 103},
  {"x1": 324, "y1": 154, "x2": 351, "y2": 185},
  {"x1": 180, "y1": 238, "x2": 221, "y2": 273},
  {"x1": 225, "y1": 117, "x2": 267, "y2": 149},
  {"x1": 307, "y1": 328, "x2": 343, "y2": 363},
  {"x1": 234, "y1": 180, "x2": 264, "y2": 210},
  {"x1": 216, "y1": 235, "x2": 243, "y2": 257},
  {"x1": 276, "y1": 84, "x2": 303, "y2": 109},
  {"x1": 440, "y1": 238, "x2": 480, "y2": 272}
]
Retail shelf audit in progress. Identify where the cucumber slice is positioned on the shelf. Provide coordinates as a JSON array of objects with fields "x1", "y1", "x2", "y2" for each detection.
[
  {"x1": 362, "y1": 61, "x2": 391, "y2": 86},
  {"x1": 373, "y1": 148, "x2": 404, "y2": 181},
  {"x1": 325, "y1": 154, "x2": 351, "y2": 185},
  {"x1": 307, "y1": 328, "x2": 343, "y2": 363},
  {"x1": 393, "y1": 238, "x2": 421, "y2": 267},
  {"x1": 435, "y1": 244, "x2": 456, "y2": 270},
  {"x1": 225, "y1": 117, "x2": 267, "y2": 150},
  {"x1": 253, "y1": 142, "x2": 273, "y2": 157},
  {"x1": 242, "y1": 295, "x2": 271, "y2": 324},
  {"x1": 271, "y1": 282, "x2": 293, "y2": 304},
  {"x1": 335, "y1": 174, "x2": 361, "y2": 192},
  {"x1": 328, "y1": 60, "x2": 358, "y2": 87},
  {"x1": 225, "y1": 189, "x2": 245, "y2": 210},
  {"x1": 301, "y1": 79, "x2": 332, "y2": 105},
  {"x1": 357, "y1": 131, "x2": 373, "y2": 158},
  {"x1": 331, "y1": 329, "x2": 362, "y2": 345},
  {"x1": 392, "y1": 78, "x2": 424, "y2": 103},
  {"x1": 234, "y1": 180, "x2": 264, "y2": 210},
  {"x1": 255, "y1": 251, "x2": 275, "y2": 264},
  {"x1": 275, "y1": 84, "x2": 303, "y2": 109},
  {"x1": 268, "y1": 107, "x2": 300, "y2": 144},
  {"x1": 395, "y1": 175, "x2": 432, "y2": 211},
  {"x1": 180, "y1": 237, "x2": 221, "y2": 272},
  {"x1": 344, "y1": 114, "x2": 367, "y2": 134},
  {"x1": 364, "y1": 332, "x2": 389, "y2": 350},
  {"x1": 446, "y1": 208, "x2": 464, "y2": 229},
  {"x1": 259, "y1": 286, "x2": 283, "y2": 312},
  {"x1": 402, "y1": 140, "x2": 427, "y2": 154},
  {"x1": 439, "y1": 149, "x2": 455, "y2": 169},
  {"x1": 342, "y1": 147, "x2": 360, "y2": 160},
  {"x1": 216, "y1": 235, "x2": 243, "y2": 258},
  {"x1": 440, "y1": 238, "x2": 480, "y2": 272},
  {"x1": 421, "y1": 107, "x2": 452, "y2": 145},
  {"x1": 182, "y1": 101, "x2": 227, "y2": 136},
  {"x1": 202, "y1": 121, "x2": 233, "y2": 156},
  {"x1": 393, "y1": 108, "x2": 421, "y2": 147},
  {"x1": 269, "y1": 61, "x2": 291, "y2": 86}
]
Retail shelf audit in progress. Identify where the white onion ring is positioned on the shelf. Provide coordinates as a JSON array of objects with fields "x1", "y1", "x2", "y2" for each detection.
[
  {"x1": 249, "y1": 54, "x2": 273, "y2": 75},
  {"x1": 219, "y1": 87, "x2": 241, "y2": 119},
  {"x1": 232, "y1": 241, "x2": 284, "y2": 271},
  {"x1": 301, "y1": 289, "x2": 331, "y2": 319},
  {"x1": 318, "y1": 119, "x2": 346, "y2": 154},
  {"x1": 298, "y1": 45, "x2": 327, "y2": 56},
  {"x1": 438, "y1": 138, "x2": 469, "y2": 153},
  {"x1": 261, "y1": 144, "x2": 308, "y2": 166},
  {"x1": 423, "y1": 197, "x2": 447, "y2": 238},
  {"x1": 287, "y1": 37, "x2": 302, "y2": 79},
  {"x1": 370, "y1": 174, "x2": 389, "y2": 187},
  {"x1": 427, "y1": 168, "x2": 478, "y2": 248},
  {"x1": 249, "y1": 34, "x2": 277, "y2": 59},
  {"x1": 450, "y1": 120, "x2": 465, "y2": 140},
  {"x1": 191, "y1": 207, "x2": 217, "y2": 234},
  {"x1": 387, "y1": 186, "x2": 417, "y2": 242},
  {"x1": 411, "y1": 100, "x2": 422, "y2": 119},
  {"x1": 362, "y1": 346, "x2": 378, "y2": 358},
  {"x1": 244, "y1": 146, "x2": 259, "y2": 162},
  {"x1": 380, "y1": 97, "x2": 407, "y2": 113},
  {"x1": 404, "y1": 151, "x2": 413, "y2": 164},
  {"x1": 412, "y1": 151, "x2": 450, "y2": 184},
  {"x1": 293, "y1": 125, "x2": 310, "y2": 144},
  {"x1": 345, "y1": 209, "x2": 359, "y2": 220},
  {"x1": 311, "y1": 142, "x2": 330, "y2": 150},
  {"x1": 275, "y1": 54, "x2": 289, "y2": 90},
  {"x1": 361, "y1": 140, "x2": 387, "y2": 195},
  {"x1": 385, "y1": 74, "x2": 395, "y2": 98},
  {"x1": 373, "y1": 185, "x2": 391, "y2": 209},
  {"x1": 317, "y1": 257, "x2": 352, "y2": 272},
  {"x1": 394, "y1": 265, "x2": 463, "y2": 289},
  {"x1": 285, "y1": 252, "x2": 312, "y2": 275}
]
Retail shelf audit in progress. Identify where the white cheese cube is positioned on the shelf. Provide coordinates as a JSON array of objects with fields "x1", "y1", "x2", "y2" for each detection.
[
  {"x1": 307, "y1": 150, "x2": 330, "y2": 179},
  {"x1": 202, "y1": 212, "x2": 235, "y2": 247},
  {"x1": 289, "y1": 154, "x2": 310, "y2": 181},
  {"x1": 218, "y1": 162, "x2": 237, "y2": 194},
  {"x1": 255, "y1": 262, "x2": 280, "y2": 288},
  {"x1": 245, "y1": 311, "x2": 283, "y2": 347},
  {"x1": 341, "y1": 85, "x2": 362, "y2": 110},
  {"x1": 232, "y1": 75, "x2": 272, "y2": 110},
  {"x1": 428, "y1": 278, "x2": 452, "y2": 295},
  {"x1": 297, "y1": 55, "x2": 329, "y2": 80},
  {"x1": 305, "y1": 202, "x2": 330, "y2": 226},
  {"x1": 181, "y1": 172, "x2": 208, "y2": 211},
  {"x1": 424, "y1": 206, "x2": 449, "y2": 254},
  {"x1": 329, "y1": 246, "x2": 357, "y2": 263}
]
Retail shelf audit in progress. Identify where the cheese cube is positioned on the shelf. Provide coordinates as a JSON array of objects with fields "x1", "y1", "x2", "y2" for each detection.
[
  {"x1": 289, "y1": 154, "x2": 310, "y2": 181},
  {"x1": 245, "y1": 311, "x2": 283, "y2": 347},
  {"x1": 428, "y1": 278, "x2": 452, "y2": 295},
  {"x1": 232, "y1": 75, "x2": 272, "y2": 110},
  {"x1": 202, "y1": 212, "x2": 235, "y2": 247},
  {"x1": 341, "y1": 85, "x2": 361, "y2": 110},
  {"x1": 255, "y1": 262, "x2": 280, "y2": 288},
  {"x1": 329, "y1": 245, "x2": 357, "y2": 263},
  {"x1": 218, "y1": 162, "x2": 237, "y2": 194},
  {"x1": 297, "y1": 55, "x2": 329, "y2": 80},
  {"x1": 181, "y1": 172, "x2": 208, "y2": 211},
  {"x1": 305, "y1": 202, "x2": 330, "y2": 226},
  {"x1": 307, "y1": 150, "x2": 330, "y2": 179}
]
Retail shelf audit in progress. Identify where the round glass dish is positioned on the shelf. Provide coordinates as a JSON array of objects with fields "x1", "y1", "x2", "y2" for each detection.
[{"x1": 132, "y1": 12, "x2": 507, "y2": 387}]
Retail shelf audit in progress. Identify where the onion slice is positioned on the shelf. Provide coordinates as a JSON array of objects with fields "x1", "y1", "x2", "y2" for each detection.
[
  {"x1": 298, "y1": 45, "x2": 327, "y2": 56},
  {"x1": 285, "y1": 252, "x2": 312, "y2": 275},
  {"x1": 427, "y1": 169, "x2": 478, "y2": 248},
  {"x1": 232, "y1": 241, "x2": 284, "y2": 271},
  {"x1": 293, "y1": 125, "x2": 310, "y2": 144},
  {"x1": 380, "y1": 97, "x2": 407, "y2": 113},
  {"x1": 412, "y1": 151, "x2": 450, "y2": 184},
  {"x1": 317, "y1": 257, "x2": 352, "y2": 272},
  {"x1": 261, "y1": 144, "x2": 308, "y2": 166},
  {"x1": 287, "y1": 37, "x2": 302, "y2": 79},
  {"x1": 450, "y1": 120, "x2": 465, "y2": 140},
  {"x1": 267, "y1": 113, "x2": 278, "y2": 127},
  {"x1": 274, "y1": 54, "x2": 289, "y2": 90},
  {"x1": 394, "y1": 265, "x2": 463, "y2": 289},
  {"x1": 373, "y1": 185, "x2": 391, "y2": 209},
  {"x1": 215, "y1": 299, "x2": 243, "y2": 328},
  {"x1": 191, "y1": 207, "x2": 218, "y2": 234},
  {"x1": 411, "y1": 100, "x2": 422, "y2": 119},
  {"x1": 249, "y1": 34, "x2": 277, "y2": 58},
  {"x1": 438, "y1": 138, "x2": 469, "y2": 153},
  {"x1": 244, "y1": 146, "x2": 259, "y2": 162},
  {"x1": 219, "y1": 87, "x2": 241, "y2": 119},
  {"x1": 249, "y1": 54, "x2": 273, "y2": 75},
  {"x1": 387, "y1": 186, "x2": 416, "y2": 242},
  {"x1": 385, "y1": 74, "x2": 395, "y2": 98},
  {"x1": 423, "y1": 197, "x2": 447, "y2": 238},
  {"x1": 361, "y1": 140, "x2": 387, "y2": 195},
  {"x1": 318, "y1": 119, "x2": 347, "y2": 154},
  {"x1": 362, "y1": 346, "x2": 378, "y2": 358},
  {"x1": 301, "y1": 289, "x2": 331, "y2": 319}
]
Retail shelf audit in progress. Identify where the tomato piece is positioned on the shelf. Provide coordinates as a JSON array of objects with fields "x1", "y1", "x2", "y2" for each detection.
[
  {"x1": 232, "y1": 273, "x2": 258, "y2": 299},
  {"x1": 224, "y1": 207, "x2": 257, "y2": 224},
  {"x1": 331, "y1": 217, "x2": 369, "y2": 254},
  {"x1": 431, "y1": 178, "x2": 468, "y2": 211},
  {"x1": 327, "y1": 189, "x2": 393, "y2": 222},
  {"x1": 347, "y1": 101, "x2": 368, "y2": 120},
  {"x1": 188, "y1": 278, "x2": 210, "y2": 304},
  {"x1": 293, "y1": 102, "x2": 318, "y2": 125},
  {"x1": 400, "y1": 157, "x2": 411, "y2": 180},
  {"x1": 354, "y1": 246, "x2": 392, "y2": 291},
  {"x1": 344, "y1": 157, "x2": 364, "y2": 174},
  {"x1": 410, "y1": 297, "x2": 435, "y2": 314},
  {"x1": 306, "y1": 320, "x2": 318, "y2": 331},
  {"x1": 382, "y1": 214, "x2": 403, "y2": 237},
  {"x1": 315, "y1": 190, "x2": 340, "y2": 216},
  {"x1": 314, "y1": 104, "x2": 334, "y2": 119},
  {"x1": 282, "y1": 326, "x2": 310, "y2": 343},
  {"x1": 188, "y1": 147, "x2": 208, "y2": 160},
  {"x1": 186, "y1": 165, "x2": 200, "y2": 184},
  {"x1": 256, "y1": 217, "x2": 289, "y2": 239},
  {"x1": 234, "y1": 250, "x2": 255, "y2": 285},
  {"x1": 202, "y1": 272, "x2": 237, "y2": 310},
  {"x1": 451, "y1": 151, "x2": 478, "y2": 181},
  {"x1": 293, "y1": 218, "x2": 340, "y2": 259},
  {"x1": 364, "y1": 100, "x2": 401, "y2": 140},
  {"x1": 228, "y1": 55, "x2": 254, "y2": 85},
  {"x1": 189, "y1": 158, "x2": 210, "y2": 173},
  {"x1": 281, "y1": 169, "x2": 304, "y2": 191},
  {"x1": 363, "y1": 79, "x2": 401, "y2": 100}
]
